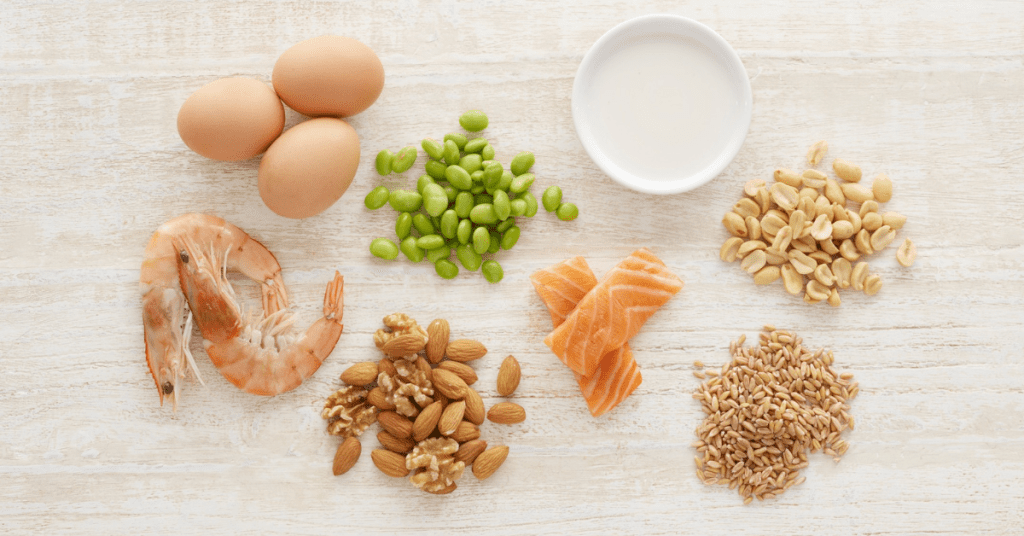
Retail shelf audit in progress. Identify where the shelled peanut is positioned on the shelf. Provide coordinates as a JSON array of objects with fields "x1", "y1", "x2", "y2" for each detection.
[
  {"x1": 720, "y1": 141, "x2": 914, "y2": 306},
  {"x1": 321, "y1": 313, "x2": 524, "y2": 494}
]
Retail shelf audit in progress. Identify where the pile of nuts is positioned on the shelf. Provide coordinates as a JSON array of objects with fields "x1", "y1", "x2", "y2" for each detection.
[
  {"x1": 720, "y1": 141, "x2": 917, "y2": 306},
  {"x1": 322, "y1": 313, "x2": 525, "y2": 494},
  {"x1": 692, "y1": 326, "x2": 858, "y2": 504}
]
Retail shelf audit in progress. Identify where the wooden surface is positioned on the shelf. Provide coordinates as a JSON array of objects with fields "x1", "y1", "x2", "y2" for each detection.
[{"x1": 2, "y1": 1, "x2": 1023, "y2": 534}]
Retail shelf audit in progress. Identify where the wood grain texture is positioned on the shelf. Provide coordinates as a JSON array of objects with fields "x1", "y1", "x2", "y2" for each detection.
[{"x1": 2, "y1": 0, "x2": 1023, "y2": 534}]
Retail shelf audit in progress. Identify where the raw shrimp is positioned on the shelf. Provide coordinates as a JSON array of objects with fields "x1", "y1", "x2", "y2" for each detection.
[
  {"x1": 141, "y1": 213, "x2": 293, "y2": 409},
  {"x1": 174, "y1": 229, "x2": 344, "y2": 397}
]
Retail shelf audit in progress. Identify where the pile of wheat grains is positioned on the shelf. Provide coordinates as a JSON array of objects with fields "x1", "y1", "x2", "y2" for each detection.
[{"x1": 692, "y1": 326, "x2": 858, "y2": 504}]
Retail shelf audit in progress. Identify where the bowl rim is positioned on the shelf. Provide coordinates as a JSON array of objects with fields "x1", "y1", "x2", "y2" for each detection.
[{"x1": 571, "y1": 14, "x2": 752, "y2": 195}]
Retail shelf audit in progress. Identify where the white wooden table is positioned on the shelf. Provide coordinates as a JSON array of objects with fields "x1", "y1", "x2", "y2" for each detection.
[{"x1": 2, "y1": 1, "x2": 1023, "y2": 534}]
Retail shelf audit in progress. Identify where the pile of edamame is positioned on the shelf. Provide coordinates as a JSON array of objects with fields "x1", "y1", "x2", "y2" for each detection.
[{"x1": 366, "y1": 110, "x2": 578, "y2": 282}]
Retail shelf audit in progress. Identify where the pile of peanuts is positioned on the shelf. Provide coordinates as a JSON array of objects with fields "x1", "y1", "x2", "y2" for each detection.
[{"x1": 720, "y1": 141, "x2": 915, "y2": 306}]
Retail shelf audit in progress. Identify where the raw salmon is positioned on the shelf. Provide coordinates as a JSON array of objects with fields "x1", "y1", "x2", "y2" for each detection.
[
  {"x1": 543, "y1": 248, "x2": 683, "y2": 377},
  {"x1": 530, "y1": 257, "x2": 643, "y2": 417}
]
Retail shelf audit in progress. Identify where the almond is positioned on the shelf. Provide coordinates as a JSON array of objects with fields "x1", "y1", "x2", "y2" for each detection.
[
  {"x1": 450, "y1": 421, "x2": 480, "y2": 443},
  {"x1": 340, "y1": 362, "x2": 378, "y2": 386},
  {"x1": 437, "y1": 361, "x2": 477, "y2": 385},
  {"x1": 454, "y1": 439, "x2": 488, "y2": 465},
  {"x1": 382, "y1": 334, "x2": 427, "y2": 358},
  {"x1": 377, "y1": 411, "x2": 413, "y2": 439},
  {"x1": 425, "y1": 319, "x2": 450, "y2": 364},
  {"x1": 371, "y1": 449, "x2": 409, "y2": 477},
  {"x1": 496, "y1": 355, "x2": 521, "y2": 396},
  {"x1": 332, "y1": 436, "x2": 361, "y2": 476},
  {"x1": 412, "y1": 401, "x2": 443, "y2": 442},
  {"x1": 377, "y1": 358, "x2": 397, "y2": 378},
  {"x1": 414, "y1": 355, "x2": 433, "y2": 382},
  {"x1": 445, "y1": 339, "x2": 487, "y2": 362},
  {"x1": 472, "y1": 445, "x2": 509, "y2": 480},
  {"x1": 463, "y1": 387, "x2": 485, "y2": 425},
  {"x1": 377, "y1": 430, "x2": 415, "y2": 454},
  {"x1": 431, "y1": 368, "x2": 468, "y2": 400},
  {"x1": 487, "y1": 402, "x2": 526, "y2": 424},
  {"x1": 438, "y1": 401, "x2": 466, "y2": 436},
  {"x1": 367, "y1": 386, "x2": 394, "y2": 411}
]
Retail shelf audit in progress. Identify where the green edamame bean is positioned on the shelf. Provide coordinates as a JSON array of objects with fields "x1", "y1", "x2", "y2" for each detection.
[
  {"x1": 459, "y1": 110, "x2": 488, "y2": 132},
  {"x1": 493, "y1": 189, "x2": 511, "y2": 221},
  {"x1": 482, "y1": 260, "x2": 504, "y2": 283},
  {"x1": 487, "y1": 231, "x2": 501, "y2": 254},
  {"x1": 481, "y1": 144, "x2": 495, "y2": 161},
  {"x1": 364, "y1": 186, "x2": 390, "y2": 209},
  {"x1": 454, "y1": 192, "x2": 474, "y2": 218},
  {"x1": 473, "y1": 194, "x2": 493, "y2": 206},
  {"x1": 389, "y1": 190, "x2": 422, "y2": 212},
  {"x1": 443, "y1": 139, "x2": 460, "y2": 165},
  {"x1": 440, "y1": 210, "x2": 458, "y2": 239},
  {"x1": 510, "y1": 151, "x2": 535, "y2": 176},
  {"x1": 470, "y1": 184, "x2": 485, "y2": 194},
  {"x1": 392, "y1": 146, "x2": 417, "y2": 173},
  {"x1": 522, "y1": 191, "x2": 539, "y2": 217},
  {"x1": 400, "y1": 237, "x2": 424, "y2": 263},
  {"x1": 456, "y1": 218, "x2": 472, "y2": 245},
  {"x1": 460, "y1": 153, "x2": 482, "y2": 174},
  {"x1": 445, "y1": 165, "x2": 473, "y2": 190},
  {"x1": 500, "y1": 226, "x2": 521, "y2": 250},
  {"x1": 417, "y1": 234, "x2": 445, "y2": 251},
  {"x1": 482, "y1": 162, "x2": 503, "y2": 189},
  {"x1": 395, "y1": 212, "x2": 412, "y2": 239},
  {"x1": 375, "y1": 149, "x2": 393, "y2": 175},
  {"x1": 510, "y1": 173, "x2": 535, "y2": 194},
  {"x1": 464, "y1": 137, "x2": 488, "y2": 153},
  {"x1": 422, "y1": 138, "x2": 444, "y2": 160},
  {"x1": 432, "y1": 214, "x2": 442, "y2": 229},
  {"x1": 456, "y1": 244, "x2": 483, "y2": 271},
  {"x1": 444, "y1": 133, "x2": 467, "y2": 149},
  {"x1": 435, "y1": 259, "x2": 459, "y2": 279},
  {"x1": 542, "y1": 185, "x2": 562, "y2": 212},
  {"x1": 496, "y1": 217, "x2": 516, "y2": 233},
  {"x1": 426, "y1": 246, "x2": 451, "y2": 263},
  {"x1": 470, "y1": 170, "x2": 485, "y2": 183},
  {"x1": 422, "y1": 183, "x2": 448, "y2": 217},
  {"x1": 497, "y1": 170, "x2": 513, "y2": 191},
  {"x1": 472, "y1": 226, "x2": 491, "y2": 254},
  {"x1": 425, "y1": 159, "x2": 447, "y2": 180},
  {"x1": 556, "y1": 202, "x2": 579, "y2": 221},
  {"x1": 416, "y1": 175, "x2": 435, "y2": 196},
  {"x1": 370, "y1": 238, "x2": 399, "y2": 260},
  {"x1": 509, "y1": 198, "x2": 527, "y2": 217},
  {"x1": 481, "y1": 159, "x2": 496, "y2": 168},
  {"x1": 412, "y1": 213, "x2": 435, "y2": 236}
]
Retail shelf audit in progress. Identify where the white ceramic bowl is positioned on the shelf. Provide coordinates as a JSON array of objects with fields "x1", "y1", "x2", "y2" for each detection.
[{"x1": 572, "y1": 15, "x2": 752, "y2": 194}]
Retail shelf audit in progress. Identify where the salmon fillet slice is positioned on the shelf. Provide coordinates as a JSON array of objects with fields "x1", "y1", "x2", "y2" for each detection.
[
  {"x1": 543, "y1": 248, "x2": 683, "y2": 377},
  {"x1": 530, "y1": 256, "x2": 643, "y2": 417}
]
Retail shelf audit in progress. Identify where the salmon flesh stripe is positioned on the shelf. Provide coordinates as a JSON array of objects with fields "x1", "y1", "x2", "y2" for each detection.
[
  {"x1": 543, "y1": 248, "x2": 683, "y2": 377},
  {"x1": 530, "y1": 256, "x2": 643, "y2": 417}
]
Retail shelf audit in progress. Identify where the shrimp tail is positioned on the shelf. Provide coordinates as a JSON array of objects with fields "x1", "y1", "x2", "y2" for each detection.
[{"x1": 323, "y1": 271, "x2": 344, "y2": 325}]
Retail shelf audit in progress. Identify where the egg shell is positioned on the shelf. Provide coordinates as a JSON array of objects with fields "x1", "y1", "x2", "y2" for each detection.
[
  {"x1": 177, "y1": 77, "x2": 285, "y2": 161},
  {"x1": 272, "y1": 35, "x2": 385, "y2": 117},
  {"x1": 258, "y1": 117, "x2": 360, "y2": 219}
]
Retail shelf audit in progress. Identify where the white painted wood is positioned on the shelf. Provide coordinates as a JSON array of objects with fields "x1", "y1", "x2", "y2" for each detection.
[{"x1": 2, "y1": 0, "x2": 1023, "y2": 534}]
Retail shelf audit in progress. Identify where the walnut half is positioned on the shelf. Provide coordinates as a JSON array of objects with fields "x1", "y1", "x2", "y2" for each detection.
[
  {"x1": 374, "y1": 313, "x2": 428, "y2": 350},
  {"x1": 322, "y1": 386, "x2": 377, "y2": 437},
  {"x1": 406, "y1": 437, "x2": 465, "y2": 493},
  {"x1": 378, "y1": 358, "x2": 434, "y2": 418}
]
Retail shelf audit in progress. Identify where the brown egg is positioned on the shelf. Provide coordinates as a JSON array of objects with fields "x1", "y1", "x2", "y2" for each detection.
[
  {"x1": 272, "y1": 36, "x2": 385, "y2": 117},
  {"x1": 176, "y1": 77, "x2": 285, "y2": 161},
  {"x1": 258, "y1": 118, "x2": 360, "y2": 219}
]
